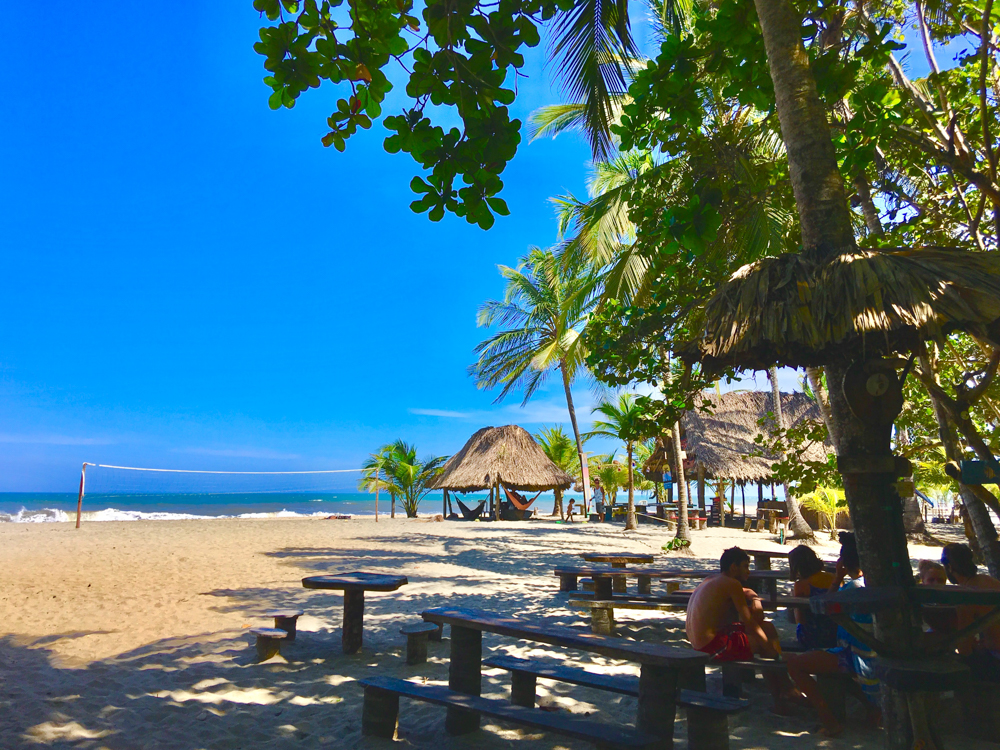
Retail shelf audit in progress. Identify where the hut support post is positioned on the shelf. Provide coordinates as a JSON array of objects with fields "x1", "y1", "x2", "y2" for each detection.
[
  {"x1": 741, "y1": 485, "x2": 746, "y2": 522},
  {"x1": 697, "y1": 464, "x2": 705, "y2": 515},
  {"x1": 442, "y1": 489, "x2": 448, "y2": 517}
]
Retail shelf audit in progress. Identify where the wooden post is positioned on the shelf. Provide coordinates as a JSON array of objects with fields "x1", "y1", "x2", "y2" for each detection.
[
  {"x1": 342, "y1": 588, "x2": 365, "y2": 654},
  {"x1": 594, "y1": 576, "x2": 613, "y2": 600},
  {"x1": 442, "y1": 489, "x2": 448, "y2": 517},
  {"x1": 637, "y1": 663, "x2": 680, "y2": 746},
  {"x1": 611, "y1": 562, "x2": 628, "y2": 594},
  {"x1": 375, "y1": 470, "x2": 379, "y2": 523},
  {"x1": 510, "y1": 670, "x2": 537, "y2": 708},
  {"x1": 446, "y1": 625, "x2": 482, "y2": 735},
  {"x1": 697, "y1": 464, "x2": 705, "y2": 515},
  {"x1": 75, "y1": 463, "x2": 88, "y2": 529},
  {"x1": 405, "y1": 632, "x2": 429, "y2": 665},
  {"x1": 362, "y1": 685, "x2": 399, "y2": 738},
  {"x1": 638, "y1": 574, "x2": 652, "y2": 596},
  {"x1": 741, "y1": 485, "x2": 746, "y2": 522}
]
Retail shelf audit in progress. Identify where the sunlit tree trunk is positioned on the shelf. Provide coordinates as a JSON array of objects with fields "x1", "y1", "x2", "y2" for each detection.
[
  {"x1": 561, "y1": 360, "x2": 588, "y2": 512},
  {"x1": 625, "y1": 440, "x2": 637, "y2": 530},
  {"x1": 551, "y1": 487, "x2": 565, "y2": 519},
  {"x1": 672, "y1": 421, "x2": 690, "y2": 542},
  {"x1": 769, "y1": 365, "x2": 815, "y2": 541}
]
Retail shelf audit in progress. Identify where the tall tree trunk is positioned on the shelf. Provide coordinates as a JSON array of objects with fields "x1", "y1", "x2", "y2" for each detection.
[
  {"x1": 769, "y1": 366, "x2": 815, "y2": 541},
  {"x1": 806, "y1": 366, "x2": 839, "y2": 444},
  {"x1": 391, "y1": 495, "x2": 396, "y2": 519},
  {"x1": 752, "y1": 1, "x2": 929, "y2": 745},
  {"x1": 625, "y1": 441, "x2": 637, "y2": 530},
  {"x1": 551, "y1": 487, "x2": 564, "y2": 519},
  {"x1": 672, "y1": 421, "x2": 691, "y2": 542},
  {"x1": 561, "y1": 360, "x2": 588, "y2": 513},
  {"x1": 920, "y1": 351, "x2": 1000, "y2": 576}
]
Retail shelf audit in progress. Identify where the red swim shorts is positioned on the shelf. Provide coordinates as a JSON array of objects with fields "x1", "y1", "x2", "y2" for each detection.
[{"x1": 697, "y1": 623, "x2": 752, "y2": 662}]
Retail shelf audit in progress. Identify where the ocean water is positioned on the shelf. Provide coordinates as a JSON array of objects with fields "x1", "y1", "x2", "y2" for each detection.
[{"x1": 0, "y1": 492, "x2": 492, "y2": 523}]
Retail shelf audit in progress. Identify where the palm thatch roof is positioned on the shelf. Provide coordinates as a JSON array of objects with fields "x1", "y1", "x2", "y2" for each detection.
[
  {"x1": 642, "y1": 391, "x2": 832, "y2": 484},
  {"x1": 430, "y1": 425, "x2": 574, "y2": 492},
  {"x1": 692, "y1": 248, "x2": 1000, "y2": 372}
]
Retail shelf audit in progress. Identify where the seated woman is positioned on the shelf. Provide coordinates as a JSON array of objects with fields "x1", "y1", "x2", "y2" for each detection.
[
  {"x1": 785, "y1": 532, "x2": 880, "y2": 736},
  {"x1": 789, "y1": 545, "x2": 837, "y2": 649},
  {"x1": 917, "y1": 559, "x2": 957, "y2": 635}
]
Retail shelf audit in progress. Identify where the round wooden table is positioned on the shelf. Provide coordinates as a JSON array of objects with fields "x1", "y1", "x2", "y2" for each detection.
[
  {"x1": 580, "y1": 552, "x2": 655, "y2": 594},
  {"x1": 302, "y1": 572, "x2": 408, "y2": 654}
]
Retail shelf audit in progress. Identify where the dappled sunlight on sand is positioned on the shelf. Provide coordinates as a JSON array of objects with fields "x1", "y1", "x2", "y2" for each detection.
[{"x1": 0, "y1": 517, "x2": 992, "y2": 748}]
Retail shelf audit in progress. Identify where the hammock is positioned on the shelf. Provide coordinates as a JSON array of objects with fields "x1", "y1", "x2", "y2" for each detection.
[
  {"x1": 502, "y1": 485, "x2": 542, "y2": 511},
  {"x1": 456, "y1": 497, "x2": 487, "y2": 521}
]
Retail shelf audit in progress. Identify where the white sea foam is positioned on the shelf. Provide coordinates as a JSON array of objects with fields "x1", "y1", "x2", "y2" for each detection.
[
  {"x1": 0, "y1": 505, "x2": 364, "y2": 523},
  {"x1": 0, "y1": 507, "x2": 70, "y2": 523}
]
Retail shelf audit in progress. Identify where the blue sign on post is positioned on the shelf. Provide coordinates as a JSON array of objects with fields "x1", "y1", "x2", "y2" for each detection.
[
  {"x1": 960, "y1": 459, "x2": 1000, "y2": 485},
  {"x1": 663, "y1": 472, "x2": 673, "y2": 487}
]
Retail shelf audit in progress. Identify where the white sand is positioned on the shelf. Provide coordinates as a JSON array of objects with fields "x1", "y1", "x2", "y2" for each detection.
[{"x1": 0, "y1": 516, "x2": 992, "y2": 749}]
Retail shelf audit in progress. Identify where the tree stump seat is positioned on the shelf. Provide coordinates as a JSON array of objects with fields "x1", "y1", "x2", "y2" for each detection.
[
  {"x1": 264, "y1": 609, "x2": 303, "y2": 641},
  {"x1": 359, "y1": 675, "x2": 658, "y2": 749},
  {"x1": 400, "y1": 621, "x2": 441, "y2": 665},
  {"x1": 250, "y1": 627, "x2": 288, "y2": 661},
  {"x1": 483, "y1": 654, "x2": 747, "y2": 750}
]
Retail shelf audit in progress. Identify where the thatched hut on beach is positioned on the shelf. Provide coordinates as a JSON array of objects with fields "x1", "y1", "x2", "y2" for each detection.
[
  {"x1": 642, "y1": 390, "x2": 832, "y2": 514},
  {"x1": 430, "y1": 424, "x2": 573, "y2": 520}
]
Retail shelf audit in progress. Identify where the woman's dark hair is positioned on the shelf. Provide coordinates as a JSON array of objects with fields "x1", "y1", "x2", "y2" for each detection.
[
  {"x1": 942, "y1": 543, "x2": 978, "y2": 579},
  {"x1": 838, "y1": 531, "x2": 861, "y2": 570},
  {"x1": 788, "y1": 544, "x2": 823, "y2": 580},
  {"x1": 720, "y1": 546, "x2": 750, "y2": 572}
]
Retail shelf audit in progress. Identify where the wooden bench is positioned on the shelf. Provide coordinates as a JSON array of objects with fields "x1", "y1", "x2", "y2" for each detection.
[
  {"x1": 421, "y1": 606, "x2": 708, "y2": 745},
  {"x1": 250, "y1": 627, "x2": 287, "y2": 661},
  {"x1": 568, "y1": 594, "x2": 811, "y2": 635},
  {"x1": 555, "y1": 567, "x2": 788, "y2": 600},
  {"x1": 400, "y1": 621, "x2": 441, "y2": 665},
  {"x1": 483, "y1": 654, "x2": 748, "y2": 750},
  {"x1": 264, "y1": 609, "x2": 303, "y2": 641},
  {"x1": 359, "y1": 675, "x2": 658, "y2": 749}
]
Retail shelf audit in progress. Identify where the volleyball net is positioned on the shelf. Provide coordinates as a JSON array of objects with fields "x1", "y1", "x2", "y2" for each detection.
[{"x1": 74, "y1": 462, "x2": 365, "y2": 527}]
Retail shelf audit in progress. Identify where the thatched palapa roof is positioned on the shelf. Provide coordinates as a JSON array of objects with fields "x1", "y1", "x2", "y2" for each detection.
[
  {"x1": 693, "y1": 249, "x2": 1000, "y2": 372},
  {"x1": 642, "y1": 391, "x2": 832, "y2": 484},
  {"x1": 430, "y1": 425, "x2": 574, "y2": 492}
]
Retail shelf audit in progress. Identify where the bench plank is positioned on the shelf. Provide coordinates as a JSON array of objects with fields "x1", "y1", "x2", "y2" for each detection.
[
  {"x1": 421, "y1": 606, "x2": 708, "y2": 668},
  {"x1": 484, "y1": 654, "x2": 639, "y2": 696},
  {"x1": 359, "y1": 675, "x2": 657, "y2": 749},
  {"x1": 556, "y1": 567, "x2": 789, "y2": 580}
]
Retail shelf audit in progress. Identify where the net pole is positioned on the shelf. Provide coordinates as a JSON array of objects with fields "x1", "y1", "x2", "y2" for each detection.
[{"x1": 76, "y1": 463, "x2": 88, "y2": 529}]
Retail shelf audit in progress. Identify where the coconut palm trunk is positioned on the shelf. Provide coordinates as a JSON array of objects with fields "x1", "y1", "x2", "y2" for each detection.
[
  {"x1": 561, "y1": 359, "x2": 588, "y2": 511},
  {"x1": 552, "y1": 487, "x2": 565, "y2": 519},
  {"x1": 625, "y1": 440, "x2": 637, "y2": 530},
  {"x1": 769, "y1": 366, "x2": 814, "y2": 541},
  {"x1": 752, "y1": 0, "x2": 928, "y2": 744},
  {"x1": 672, "y1": 420, "x2": 691, "y2": 542}
]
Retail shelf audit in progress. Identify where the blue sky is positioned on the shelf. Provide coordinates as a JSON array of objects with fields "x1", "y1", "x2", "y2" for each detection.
[{"x1": 0, "y1": 5, "x2": 945, "y2": 492}]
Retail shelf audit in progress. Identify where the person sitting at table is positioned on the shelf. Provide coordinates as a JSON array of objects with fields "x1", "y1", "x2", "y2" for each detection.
[
  {"x1": 686, "y1": 547, "x2": 799, "y2": 710},
  {"x1": 941, "y1": 543, "x2": 1000, "y2": 681},
  {"x1": 918, "y1": 559, "x2": 947, "y2": 586},
  {"x1": 789, "y1": 545, "x2": 837, "y2": 649},
  {"x1": 785, "y1": 532, "x2": 880, "y2": 736}
]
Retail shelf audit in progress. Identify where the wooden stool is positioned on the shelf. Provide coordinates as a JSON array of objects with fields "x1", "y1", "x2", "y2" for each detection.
[
  {"x1": 265, "y1": 609, "x2": 303, "y2": 641},
  {"x1": 251, "y1": 627, "x2": 288, "y2": 661},
  {"x1": 400, "y1": 622, "x2": 440, "y2": 665},
  {"x1": 581, "y1": 578, "x2": 596, "y2": 592}
]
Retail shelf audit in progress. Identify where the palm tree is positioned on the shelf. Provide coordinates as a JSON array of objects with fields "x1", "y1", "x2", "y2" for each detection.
[
  {"x1": 591, "y1": 453, "x2": 627, "y2": 507},
  {"x1": 585, "y1": 393, "x2": 646, "y2": 530},
  {"x1": 535, "y1": 425, "x2": 584, "y2": 518},
  {"x1": 768, "y1": 365, "x2": 815, "y2": 541},
  {"x1": 799, "y1": 487, "x2": 849, "y2": 541},
  {"x1": 360, "y1": 445, "x2": 401, "y2": 518},
  {"x1": 360, "y1": 441, "x2": 447, "y2": 518},
  {"x1": 471, "y1": 246, "x2": 597, "y2": 490}
]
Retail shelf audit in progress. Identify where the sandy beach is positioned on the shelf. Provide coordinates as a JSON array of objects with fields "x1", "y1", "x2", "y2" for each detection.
[{"x1": 0, "y1": 517, "x2": 992, "y2": 750}]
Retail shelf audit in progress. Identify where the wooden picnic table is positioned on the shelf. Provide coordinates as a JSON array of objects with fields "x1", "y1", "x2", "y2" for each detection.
[
  {"x1": 421, "y1": 605, "x2": 708, "y2": 743},
  {"x1": 302, "y1": 572, "x2": 408, "y2": 654},
  {"x1": 811, "y1": 583, "x2": 1000, "y2": 658},
  {"x1": 580, "y1": 552, "x2": 655, "y2": 594},
  {"x1": 556, "y1": 566, "x2": 789, "y2": 603}
]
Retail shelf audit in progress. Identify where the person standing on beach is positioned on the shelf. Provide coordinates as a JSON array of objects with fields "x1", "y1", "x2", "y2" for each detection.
[{"x1": 941, "y1": 543, "x2": 1000, "y2": 681}]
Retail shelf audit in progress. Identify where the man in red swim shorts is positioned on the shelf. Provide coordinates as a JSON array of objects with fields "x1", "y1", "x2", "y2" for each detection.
[{"x1": 687, "y1": 547, "x2": 798, "y2": 708}]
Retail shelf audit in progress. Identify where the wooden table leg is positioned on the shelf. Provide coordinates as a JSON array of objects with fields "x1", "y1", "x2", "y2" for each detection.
[
  {"x1": 638, "y1": 574, "x2": 652, "y2": 596},
  {"x1": 446, "y1": 625, "x2": 482, "y2": 735},
  {"x1": 342, "y1": 588, "x2": 365, "y2": 654},
  {"x1": 637, "y1": 663, "x2": 679, "y2": 749},
  {"x1": 560, "y1": 573, "x2": 578, "y2": 592},
  {"x1": 612, "y1": 562, "x2": 627, "y2": 594},
  {"x1": 594, "y1": 576, "x2": 613, "y2": 600}
]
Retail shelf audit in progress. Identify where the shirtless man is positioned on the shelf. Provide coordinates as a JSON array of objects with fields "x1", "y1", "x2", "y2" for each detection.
[
  {"x1": 942, "y1": 543, "x2": 1000, "y2": 681},
  {"x1": 686, "y1": 546, "x2": 780, "y2": 659}
]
